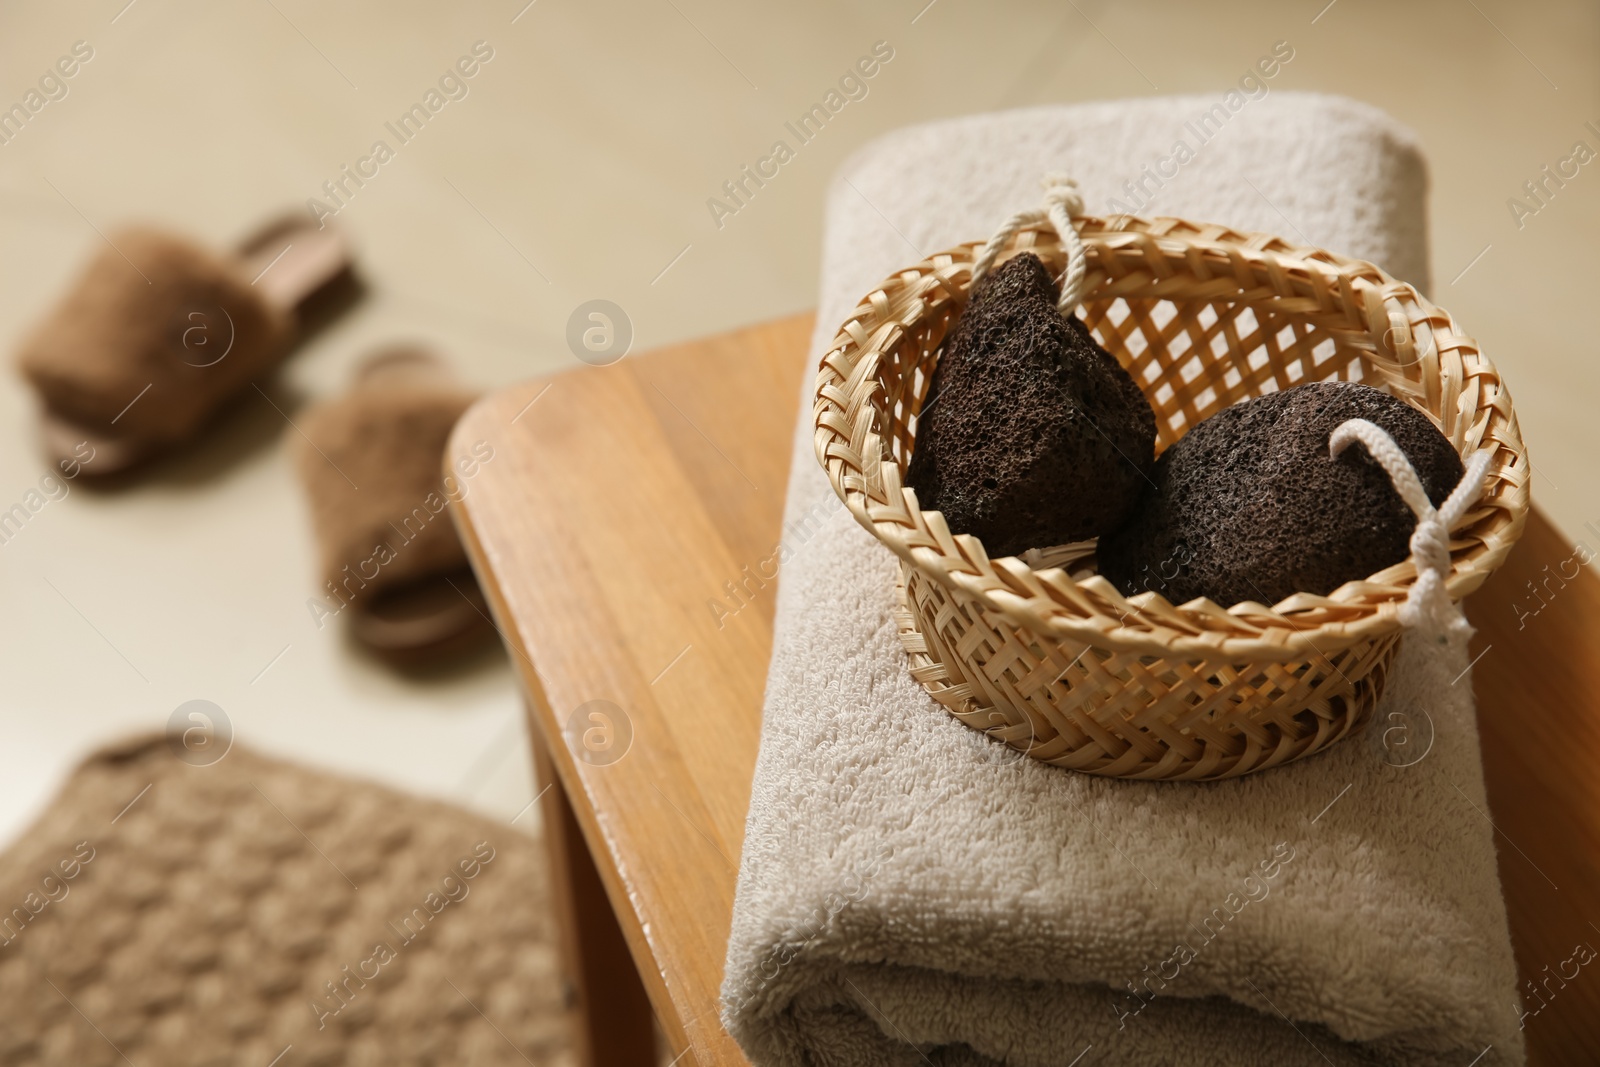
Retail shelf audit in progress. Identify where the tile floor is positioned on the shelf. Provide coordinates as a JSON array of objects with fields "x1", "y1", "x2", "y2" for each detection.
[{"x1": 1, "y1": 0, "x2": 1595, "y2": 849}]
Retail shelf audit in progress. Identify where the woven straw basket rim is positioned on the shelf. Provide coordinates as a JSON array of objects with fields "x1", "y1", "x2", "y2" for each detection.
[{"x1": 813, "y1": 214, "x2": 1530, "y2": 663}]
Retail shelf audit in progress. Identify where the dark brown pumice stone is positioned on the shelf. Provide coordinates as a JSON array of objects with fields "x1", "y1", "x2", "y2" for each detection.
[
  {"x1": 1097, "y1": 381, "x2": 1466, "y2": 607},
  {"x1": 904, "y1": 252, "x2": 1156, "y2": 558}
]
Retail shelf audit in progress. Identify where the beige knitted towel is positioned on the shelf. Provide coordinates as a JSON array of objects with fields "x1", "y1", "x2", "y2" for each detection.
[
  {"x1": 0, "y1": 733, "x2": 572, "y2": 1066},
  {"x1": 721, "y1": 93, "x2": 1523, "y2": 1067}
]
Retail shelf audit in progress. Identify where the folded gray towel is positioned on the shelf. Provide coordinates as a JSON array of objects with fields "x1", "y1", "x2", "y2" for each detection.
[{"x1": 722, "y1": 93, "x2": 1523, "y2": 1067}]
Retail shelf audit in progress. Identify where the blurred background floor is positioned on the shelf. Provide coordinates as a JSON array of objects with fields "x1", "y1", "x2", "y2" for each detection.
[{"x1": 1, "y1": 0, "x2": 1595, "y2": 848}]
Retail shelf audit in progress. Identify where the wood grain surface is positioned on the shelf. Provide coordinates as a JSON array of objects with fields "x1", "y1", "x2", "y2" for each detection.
[
  {"x1": 449, "y1": 313, "x2": 1597, "y2": 1066},
  {"x1": 1468, "y1": 510, "x2": 1600, "y2": 1063},
  {"x1": 449, "y1": 314, "x2": 812, "y2": 1066}
]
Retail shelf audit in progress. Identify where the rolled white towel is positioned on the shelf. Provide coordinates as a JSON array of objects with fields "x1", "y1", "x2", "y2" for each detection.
[{"x1": 722, "y1": 92, "x2": 1522, "y2": 1067}]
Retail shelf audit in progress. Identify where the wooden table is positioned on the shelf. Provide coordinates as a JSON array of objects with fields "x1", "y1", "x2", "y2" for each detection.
[{"x1": 448, "y1": 314, "x2": 1600, "y2": 1066}]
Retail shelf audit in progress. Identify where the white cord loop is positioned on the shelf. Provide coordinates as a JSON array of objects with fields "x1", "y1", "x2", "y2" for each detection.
[
  {"x1": 970, "y1": 173, "x2": 1089, "y2": 314},
  {"x1": 1329, "y1": 418, "x2": 1493, "y2": 633}
]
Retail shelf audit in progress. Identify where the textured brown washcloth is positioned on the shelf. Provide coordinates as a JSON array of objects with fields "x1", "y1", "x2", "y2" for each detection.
[
  {"x1": 295, "y1": 354, "x2": 481, "y2": 604},
  {"x1": 0, "y1": 734, "x2": 571, "y2": 1066},
  {"x1": 15, "y1": 228, "x2": 293, "y2": 445}
]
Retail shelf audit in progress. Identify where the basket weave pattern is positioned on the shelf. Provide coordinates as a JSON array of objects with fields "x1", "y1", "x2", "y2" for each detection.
[{"x1": 814, "y1": 216, "x2": 1529, "y2": 780}]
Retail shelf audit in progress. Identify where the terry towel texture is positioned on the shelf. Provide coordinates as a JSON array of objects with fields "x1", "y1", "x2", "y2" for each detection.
[{"x1": 722, "y1": 93, "x2": 1523, "y2": 1067}]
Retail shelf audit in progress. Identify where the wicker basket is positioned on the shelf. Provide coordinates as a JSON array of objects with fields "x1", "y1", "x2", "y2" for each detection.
[{"x1": 813, "y1": 215, "x2": 1530, "y2": 780}]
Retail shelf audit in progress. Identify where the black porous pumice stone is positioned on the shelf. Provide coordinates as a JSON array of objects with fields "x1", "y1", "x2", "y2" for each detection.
[
  {"x1": 904, "y1": 252, "x2": 1156, "y2": 558},
  {"x1": 1097, "y1": 381, "x2": 1466, "y2": 607}
]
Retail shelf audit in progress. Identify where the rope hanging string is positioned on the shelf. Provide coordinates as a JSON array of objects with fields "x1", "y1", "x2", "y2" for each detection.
[
  {"x1": 970, "y1": 174, "x2": 1088, "y2": 314},
  {"x1": 1328, "y1": 418, "x2": 1493, "y2": 634}
]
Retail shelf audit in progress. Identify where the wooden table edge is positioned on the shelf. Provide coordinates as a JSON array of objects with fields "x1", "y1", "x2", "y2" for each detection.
[{"x1": 447, "y1": 401, "x2": 702, "y2": 1062}]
